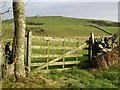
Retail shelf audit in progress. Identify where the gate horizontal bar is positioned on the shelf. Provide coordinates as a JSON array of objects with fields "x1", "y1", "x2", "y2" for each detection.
[
  {"x1": 31, "y1": 61, "x2": 80, "y2": 66},
  {"x1": 32, "y1": 46, "x2": 74, "y2": 50},
  {"x1": 32, "y1": 36, "x2": 85, "y2": 42},
  {"x1": 36, "y1": 68, "x2": 71, "y2": 73},
  {"x1": 32, "y1": 54, "x2": 83, "y2": 58}
]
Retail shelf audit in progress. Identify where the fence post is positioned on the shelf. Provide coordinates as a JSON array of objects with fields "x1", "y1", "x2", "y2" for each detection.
[
  {"x1": 91, "y1": 33, "x2": 95, "y2": 59},
  {"x1": 88, "y1": 33, "x2": 95, "y2": 61},
  {"x1": 26, "y1": 31, "x2": 32, "y2": 73}
]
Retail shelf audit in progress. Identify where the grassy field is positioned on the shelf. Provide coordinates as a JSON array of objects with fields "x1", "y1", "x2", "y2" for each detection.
[
  {"x1": 2, "y1": 16, "x2": 119, "y2": 88},
  {"x1": 2, "y1": 16, "x2": 118, "y2": 39},
  {"x1": 2, "y1": 67, "x2": 119, "y2": 88}
]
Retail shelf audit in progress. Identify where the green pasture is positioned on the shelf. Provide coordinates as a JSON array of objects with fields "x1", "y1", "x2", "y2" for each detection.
[
  {"x1": 100, "y1": 26, "x2": 118, "y2": 34},
  {"x1": 2, "y1": 16, "x2": 118, "y2": 39}
]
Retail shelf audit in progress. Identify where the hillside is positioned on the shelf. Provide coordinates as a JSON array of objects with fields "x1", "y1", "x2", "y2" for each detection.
[{"x1": 2, "y1": 16, "x2": 118, "y2": 39}]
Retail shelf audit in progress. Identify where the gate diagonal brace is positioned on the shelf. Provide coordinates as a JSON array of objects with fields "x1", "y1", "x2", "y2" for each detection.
[{"x1": 32, "y1": 44, "x2": 86, "y2": 73}]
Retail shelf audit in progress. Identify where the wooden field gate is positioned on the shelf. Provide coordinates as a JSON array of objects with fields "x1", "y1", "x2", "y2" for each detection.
[{"x1": 26, "y1": 31, "x2": 91, "y2": 73}]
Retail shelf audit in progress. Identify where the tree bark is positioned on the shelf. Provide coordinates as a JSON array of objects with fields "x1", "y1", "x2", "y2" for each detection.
[
  {"x1": 0, "y1": 12, "x2": 2, "y2": 83},
  {"x1": 12, "y1": 0, "x2": 26, "y2": 79}
]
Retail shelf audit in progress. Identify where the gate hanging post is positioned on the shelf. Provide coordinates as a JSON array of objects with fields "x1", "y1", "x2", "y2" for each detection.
[{"x1": 26, "y1": 31, "x2": 32, "y2": 73}]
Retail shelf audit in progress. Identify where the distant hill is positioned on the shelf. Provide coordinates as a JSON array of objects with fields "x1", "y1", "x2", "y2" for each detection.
[{"x1": 2, "y1": 16, "x2": 118, "y2": 39}]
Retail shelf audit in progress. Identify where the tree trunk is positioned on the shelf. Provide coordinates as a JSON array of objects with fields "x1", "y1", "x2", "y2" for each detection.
[
  {"x1": 12, "y1": 0, "x2": 26, "y2": 79},
  {"x1": 0, "y1": 12, "x2": 2, "y2": 83}
]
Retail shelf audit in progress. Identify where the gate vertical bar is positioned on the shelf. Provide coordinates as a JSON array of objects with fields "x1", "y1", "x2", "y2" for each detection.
[
  {"x1": 76, "y1": 38, "x2": 79, "y2": 66},
  {"x1": 62, "y1": 37, "x2": 65, "y2": 69},
  {"x1": 26, "y1": 31, "x2": 32, "y2": 73},
  {"x1": 46, "y1": 40, "x2": 49, "y2": 70}
]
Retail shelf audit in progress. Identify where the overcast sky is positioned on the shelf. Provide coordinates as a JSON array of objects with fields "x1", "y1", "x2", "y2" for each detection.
[
  {"x1": 6, "y1": 0, "x2": 120, "y2": 2},
  {"x1": 2, "y1": 0, "x2": 119, "y2": 22}
]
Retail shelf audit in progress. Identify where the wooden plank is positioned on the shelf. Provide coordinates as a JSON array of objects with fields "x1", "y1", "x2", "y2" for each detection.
[
  {"x1": 91, "y1": 33, "x2": 95, "y2": 59},
  {"x1": 32, "y1": 44, "x2": 86, "y2": 72},
  {"x1": 46, "y1": 40, "x2": 49, "y2": 70},
  {"x1": 88, "y1": 33, "x2": 95, "y2": 60},
  {"x1": 91, "y1": 33, "x2": 95, "y2": 44},
  {"x1": 32, "y1": 54, "x2": 59, "y2": 58},
  {"x1": 36, "y1": 68, "x2": 71, "y2": 73},
  {"x1": 31, "y1": 61, "x2": 80, "y2": 66},
  {"x1": 32, "y1": 36, "x2": 85, "y2": 43},
  {"x1": 32, "y1": 46, "x2": 74, "y2": 50},
  {"x1": 62, "y1": 38, "x2": 65, "y2": 69},
  {"x1": 76, "y1": 38, "x2": 79, "y2": 66},
  {"x1": 32, "y1": 54, "x2": 83, "y2": 58}
]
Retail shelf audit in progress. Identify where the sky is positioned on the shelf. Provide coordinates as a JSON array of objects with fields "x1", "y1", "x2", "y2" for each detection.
[
  {"x1": 3, "y1": 0, "x2": 120, "y2": 2},
  {"x1": 1, "y1": 0, "x2": 119, "y2": 22}
]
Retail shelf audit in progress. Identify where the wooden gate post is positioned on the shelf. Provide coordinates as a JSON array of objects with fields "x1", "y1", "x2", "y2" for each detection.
[
  {"x1": 88, "y1": 33, "x2": 95, "y2": 60},
  {"x1": 91, "y1": 33, "x2": 95, "y2": 59},
  {"x1": 26, "y1": 31, "x2": 32, "y2": 73}
]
